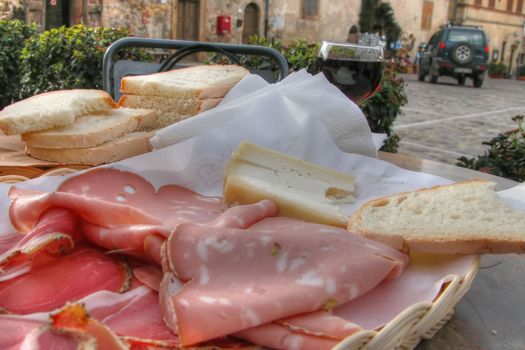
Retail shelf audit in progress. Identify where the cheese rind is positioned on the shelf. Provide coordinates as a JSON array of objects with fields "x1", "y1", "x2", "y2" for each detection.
[{"x1": 223, "y1": 142, "x2": 356, "y2": 228}]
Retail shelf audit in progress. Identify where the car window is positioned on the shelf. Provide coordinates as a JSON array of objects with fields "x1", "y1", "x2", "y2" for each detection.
[
  {"x1": 446, "y1": 30, "x2": 485, "y2": 45},
  {"x1": 427, "y1": 32, "x2": 440, "y2": 49}
]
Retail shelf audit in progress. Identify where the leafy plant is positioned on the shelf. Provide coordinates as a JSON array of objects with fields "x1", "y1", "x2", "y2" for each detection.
[
  {"x1": 207, "y1": 35, "x2": 319, "y2": 78},
  {"x1": 457, "y1": 115, "x2": 525, "y2": 182},
  {"x1": 0, "y1": 20, "x2": 36, "y2": 108},
  {"x1": 360, "y1": 68, "x2": 407, "y2": 152},
  {"x1": 19, "y1": 25, "x2": 151, "y2": 98},
  {"x1": 359, "y1": 0, "x2": 401, "y2": 47},
  {"x1": 488, "y1": 60, "x2": 507, "y2": 76}
]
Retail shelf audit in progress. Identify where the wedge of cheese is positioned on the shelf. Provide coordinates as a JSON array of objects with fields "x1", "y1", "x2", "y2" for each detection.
[{"x1": 223, "y1": 142, "x2": 356, "y2": 228}]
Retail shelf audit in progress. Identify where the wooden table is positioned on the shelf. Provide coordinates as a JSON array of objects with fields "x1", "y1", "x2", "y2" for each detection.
[{"x1": 377, "y1": 152, "x2": 524, "y2": 350}]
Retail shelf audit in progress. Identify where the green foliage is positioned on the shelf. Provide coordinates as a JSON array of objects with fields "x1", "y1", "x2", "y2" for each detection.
[
  {"x1": 359, "y1": 0, "x2": 380, "y2": 33},
  {"x1": 0, "y1": 20, "x2": 36, "y2": 108},
  {"x1": 359, "y1": 1, "x2": 401, "y2": 45},
  {"x1": 457, "y1": 115, "x2": 525, "y2": 182},
  {"x1": 488, "y1": 60, "x2": 507, "y2": 76},
  {"x1": 360, "y1": 69, "x2": 407, "y2": 152},
  {"x1": 19, "y1": 25, "x2": 151, "y2": 97},
  {"x1": 207, "y1": 35, "x2": 319, "y2": 77}
]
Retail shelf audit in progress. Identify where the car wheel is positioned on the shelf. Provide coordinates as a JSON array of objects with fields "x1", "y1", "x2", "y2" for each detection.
[
  {"x1": 450, "y1": 42, "x2": 474, "y2": 65},
  {"x1": 418, "y1": 68, "x2": 426, "y2": 81},
  {"x1": 473, "y1": 74, "x2": 484, "y2": 88},
  {"x1": 457, "y1": 75, "x2": 466, "y2": 86},
  {"x1": 430, "y1": 74, "x2": 438, "y2": 84}
]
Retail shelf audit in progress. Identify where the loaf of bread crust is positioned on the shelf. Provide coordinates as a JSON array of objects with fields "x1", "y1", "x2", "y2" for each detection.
[
  {"x1": 120, "y1": 65, "x2": 249, "y2": 98},
  {"x1": 347, "y1": 180, "x2": 525, "y2": 254},
  {"x1": 25, "y1": 131, "x2": 153, "y2": 165},
  {"x1": 118, "y1": 95, "x2": 221, "y2": 117},
  {"x1": 0, "y1": 90, "x2": 117, "y2": 135},
  {"x1": 22, "y1": 108, "x2": 157, "y2": 149}
]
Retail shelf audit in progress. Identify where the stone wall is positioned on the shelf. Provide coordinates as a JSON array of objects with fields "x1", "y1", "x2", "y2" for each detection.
[
  {"x1": 101, "y1": 0, "x2": 172, "y2": 38},
  {"x1": 0, "y1": 0, "x2": 26, "y2": 20}
]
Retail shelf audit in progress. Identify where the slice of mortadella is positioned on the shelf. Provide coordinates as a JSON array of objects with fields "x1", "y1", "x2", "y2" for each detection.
[
  {"x1": 8, "y1": 168, "x2": 224, "y2": 262},
  {"x1": 163, "y1": 200, "x2": 408, "y2": 346}
]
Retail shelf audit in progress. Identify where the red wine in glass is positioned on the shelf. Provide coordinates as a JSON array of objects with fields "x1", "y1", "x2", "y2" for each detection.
[{"x1": 316, "y1": 42, "x2": 384, "y2": 104}]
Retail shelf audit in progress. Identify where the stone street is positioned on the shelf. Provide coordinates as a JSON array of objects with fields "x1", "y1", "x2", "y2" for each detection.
[{"x1": 394, "y1": 74, "x2": 525, "y2": 165}]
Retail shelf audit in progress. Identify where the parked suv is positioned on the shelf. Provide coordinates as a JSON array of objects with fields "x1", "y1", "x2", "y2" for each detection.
[{"x1": 418, "y1": 25, "x2": 489, "y2": 87}]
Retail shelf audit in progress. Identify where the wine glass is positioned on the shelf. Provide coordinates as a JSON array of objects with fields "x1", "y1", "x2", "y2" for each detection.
[{"x1": 315, "y1": 41, "x2": 384, "y2": 105}]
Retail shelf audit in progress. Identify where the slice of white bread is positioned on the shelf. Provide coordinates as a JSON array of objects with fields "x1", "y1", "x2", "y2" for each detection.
[
  {"x1": 0, "y1": 90, "x2": 117, "y2": 135},
  {"x1": 25, "y1": 131, "x2": 153, "y2": 165},
  {"x1": 120, "y1": 65, "x2": 249, "y2": 98},
  {"x1": 118, "y1": 95, "x2": 221, "y2": 116},
  {"x1": 347, "y1": 180, "x2": 525, "y2": 254},
  {"x1": 21, "y1": 108, "x2": 157, "y2": 149}
]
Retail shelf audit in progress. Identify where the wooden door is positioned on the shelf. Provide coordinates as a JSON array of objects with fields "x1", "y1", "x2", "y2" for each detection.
[
  {"x1": 242, "y1": 3, "x2": 260, "y2": 43},
  {"x1": 45, "y1": 0, "x2": 70, "y2": 30},
  {"x1": 177, "y1": 0, "x2": 200, "y2": 41}
]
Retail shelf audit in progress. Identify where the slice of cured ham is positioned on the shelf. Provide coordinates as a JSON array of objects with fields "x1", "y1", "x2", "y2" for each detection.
[
  {"x1": 164, "y1": 200, "x2": 408, "y2": 346},
  {"x1": 0, "y1": 208, "x2": 79, "y2": 281},
  {"x1": 0, "y1": 247, "x2": 130, "y2": 314}
]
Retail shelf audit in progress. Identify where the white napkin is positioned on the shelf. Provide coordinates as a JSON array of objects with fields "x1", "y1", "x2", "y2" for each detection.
[{"x1": 150, "y1": 69, "x2": 381, "y2": 158}]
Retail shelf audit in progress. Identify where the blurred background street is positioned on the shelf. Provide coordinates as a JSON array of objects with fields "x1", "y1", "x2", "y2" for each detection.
[{"x1": 395, "y1": 74, "x2": 525, "y2": 165}]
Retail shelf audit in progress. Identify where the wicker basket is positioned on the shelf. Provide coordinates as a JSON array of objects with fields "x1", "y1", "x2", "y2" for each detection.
[{"x1": 0, "y1": 171, "x2": 480, "y2": 350}]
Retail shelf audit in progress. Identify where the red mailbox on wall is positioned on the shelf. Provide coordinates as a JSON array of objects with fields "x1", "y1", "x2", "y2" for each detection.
[{"x1": 217, "y1": 15, "x2": 231, "y2": 35}]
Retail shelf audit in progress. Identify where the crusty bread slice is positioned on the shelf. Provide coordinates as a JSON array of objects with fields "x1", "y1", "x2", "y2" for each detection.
[
  {"x1": 118, "y1": 94, "x2": 221, "y2": 116},
  {"x1": 347, "y1": 180, "x2": 525, "y2": 254},
  {"x1": 120, "y1": 65, "x2": 249, "y2": 98},
  {"x1": 21, "y1": 108, "x2": 157, "y2": 149},
  {"x1": 25, "y1": 131, "x2": 153, "y2": 165},
  {"x1": 0, "y1": 90, "x2": 117, "y2": 135}
]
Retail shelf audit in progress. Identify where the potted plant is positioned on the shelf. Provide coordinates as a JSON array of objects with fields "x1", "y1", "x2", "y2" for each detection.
[
  {"x1": 488, "y1": 60, "x2": 507, "y2": 78},
  {"x1": 517, "y1": 65, "x2": 525, "y2": 81}
]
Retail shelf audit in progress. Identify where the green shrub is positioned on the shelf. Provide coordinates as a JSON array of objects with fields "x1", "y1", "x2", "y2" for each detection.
[
  {"x1": 207, "y1": 35, "x2": 318, "y2": 77},
  {"x1": 0, "y1": 20, "x2": 36, "y2": 108},
  {"x1": 488, "y1": 60, "x2": 507, "y2": 76},
  {"x1": 457, "y1": 115, "x2": 524, "y2": 182},
  {"x1": 19, "y1": 25, "x2": 151, "y2": 98},
  {"x1": 360, "y1": 68, "x2": 407, "y2": 152}
]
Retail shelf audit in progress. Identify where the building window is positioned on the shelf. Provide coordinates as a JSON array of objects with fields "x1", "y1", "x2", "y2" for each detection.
[
  {"x1": 421, "y1": 1, "x2": 434, "y2": 30},
  {"x1": 302, "y1": 0, "x2": 319, "y2": 18},
  {"x1": 474, "y1": 0, "x2": 482, "y2": 5},
  {"x1": 507, "y1": 0, "x2": 514, "y2": 12},
  {"x1": 488, "y1": 0, "x2": 495, "y2": 8},
  {"x1": 517, "y1": 0, "x2": 523, "y2": 13}
]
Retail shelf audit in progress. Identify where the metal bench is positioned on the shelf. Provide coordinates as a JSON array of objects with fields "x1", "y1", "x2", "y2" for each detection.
[{"x1": 103, "y1": 37, "x2": 289, "y2": 101}]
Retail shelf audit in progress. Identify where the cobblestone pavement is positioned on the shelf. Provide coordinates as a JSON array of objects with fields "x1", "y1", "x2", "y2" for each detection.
[{"x1": 394, "y1": 74, "x2": 525, "y2": 165}]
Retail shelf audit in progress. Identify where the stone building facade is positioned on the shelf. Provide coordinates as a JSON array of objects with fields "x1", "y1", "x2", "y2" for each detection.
[{"x1": 1, "y1": 0, "x2": 523, "y2": 68}]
